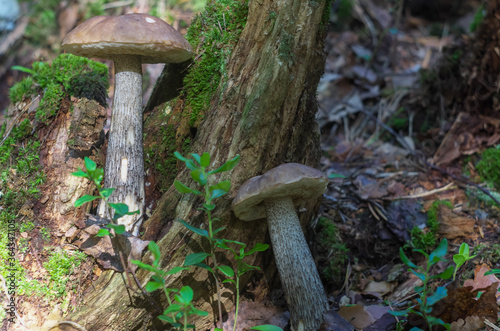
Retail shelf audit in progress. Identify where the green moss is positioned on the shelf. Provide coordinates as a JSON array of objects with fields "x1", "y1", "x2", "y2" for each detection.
[
  {"x1": 182, "y1": 0, "x2": 249, "y2": 126},
  {"x1": 473, "y1": 243, "x2": 500, "y2": 265},
  {"x1": 411, "y1": 200, "x2": 452, "y2": 251},
  {"x1": 320, "y1": 0, "x2": 334, "y2": 30},
  {"x1": 9, "y1": 76, "x2": 35, "y2": 104},
  {"x1": 10, "y1": 54, "x2": 109, "y2": 124},
  {"x1": 0, "y1": 110, "x2": 48, "y2": 306},
  {"x1": 37, "y1": 83, "x2": 64, "y2": 123},
  {"x1": 279, "y1": 32, "x2": 295, "y2": 63},
  {"x1": 145, "y1": 125, "x2": 178, "y2": 190},
  {"x1": 316, "y1": 217, "x2": 348, "y2": 286},
  {"x1": 44, "y1": 250, "x2": 87, "y2": 298},
  {"x1": 477, "y1": 147, "x2": 500, "y2": 189}
]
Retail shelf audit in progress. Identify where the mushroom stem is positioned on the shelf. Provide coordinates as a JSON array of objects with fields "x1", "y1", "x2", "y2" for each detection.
[
  {"x1": 265, "y1": 196, "x2": 328, "y2": 331},
  {"x1": 98, "y1": 54, "x2": 145, "y2": 235}
]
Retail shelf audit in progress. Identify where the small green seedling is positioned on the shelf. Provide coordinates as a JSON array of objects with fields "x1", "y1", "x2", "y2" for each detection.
[
  {"x1": 72, "y1": 157, "x2": 139, "y2": 236},
  {"x1": 173, "y1": 151, "x2": 281, "y2": 331},
  {"x1": 452, "y1": 243, "x2": 476, "y2": 281},
  {"x1": 132, "y1": 241, "x2": 204, "y2": 330},
  {"x1": 390, "y1": 239, "x2": 453, "y2": 331}
]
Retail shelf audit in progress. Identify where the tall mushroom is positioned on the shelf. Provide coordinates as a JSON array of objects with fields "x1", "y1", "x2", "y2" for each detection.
[
  {"x1": 62, "y1": 14, "x2": 193, "y2": 235},
  {"x1": 232, "y1": 163, "x2": 329, "y2": 331}
]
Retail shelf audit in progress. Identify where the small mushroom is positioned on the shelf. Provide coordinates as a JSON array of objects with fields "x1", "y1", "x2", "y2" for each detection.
[
  {"x1": 62, "y1": 14, "x2": 193, "y2": 235},
  {"x1": 232, "y1": 163, "x2": 329, "y2": 331}
]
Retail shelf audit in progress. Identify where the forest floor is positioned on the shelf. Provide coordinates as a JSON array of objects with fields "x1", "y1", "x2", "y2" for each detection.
[{"x1": 1, "y1": 0, "x2": 500, "y2": 330}]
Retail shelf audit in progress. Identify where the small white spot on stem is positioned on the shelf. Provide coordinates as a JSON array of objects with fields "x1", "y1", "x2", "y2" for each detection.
[
  {"x1": 121, "y1": 158, "x2": 128, "y2": 182},
  {"x1": 127, "y1": 129, "x2": 134, "y2": 145}
]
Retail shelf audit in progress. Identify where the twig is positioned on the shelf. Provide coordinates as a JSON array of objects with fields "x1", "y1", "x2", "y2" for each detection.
[
  {"x1": 386, "y1": 182, "x2": 456, "y2": 200},
  {"x1": 484, "y1": 318, "x2": 500, "y2": 330}
]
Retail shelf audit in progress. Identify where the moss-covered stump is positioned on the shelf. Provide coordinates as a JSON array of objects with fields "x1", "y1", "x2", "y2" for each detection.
[{"x1": 67, "y1": 0, "x2": 332, "y2": 329}]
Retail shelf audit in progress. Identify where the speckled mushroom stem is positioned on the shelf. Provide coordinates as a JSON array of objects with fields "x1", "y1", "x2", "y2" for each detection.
[
  {"x1": 265, "y1": 196, "x2": 328, "y2": 331},
  {"x1": 98, "y1": 54, "x2": 145, "y2": 236}
]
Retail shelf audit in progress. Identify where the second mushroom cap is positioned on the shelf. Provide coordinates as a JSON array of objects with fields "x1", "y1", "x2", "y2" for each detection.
[{"x1": 231, "y1": 163, "x2": 328, "y2": 221}]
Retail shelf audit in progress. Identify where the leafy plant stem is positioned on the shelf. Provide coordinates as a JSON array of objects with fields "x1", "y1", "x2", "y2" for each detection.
[
  {"x1": 232, "y1": 273, "x2": 240, "y2": 331},
  {"x1": 205, "y1": 181, "x2": 224, "y2": 328}
]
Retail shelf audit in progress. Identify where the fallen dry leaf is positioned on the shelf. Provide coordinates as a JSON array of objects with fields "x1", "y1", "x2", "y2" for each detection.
[
  {"x1": 463, "y1": 264, "x2": 500, "y2": 295},
  {"x1": 450, "y1": 315, "x2": 485, "y2": 331},
  {"x1": 338, "y1": 304, "x2": 376, "y2": 329}
]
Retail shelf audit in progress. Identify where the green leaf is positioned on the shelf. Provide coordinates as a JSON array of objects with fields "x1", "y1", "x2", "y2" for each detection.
[
  {"x1": 328, "y1": 173, "x2": 346, "y2": 179},
  {"x1": 145, "y1": 281, "x2": 163, "y2": 292},
  {"x1": 74, "y1": 195, "x2": 100, "y2": 207},
  {"x1": 127, "y1": 209, "x2": 140, "y2": 215},
  {"x1": 163, "y1": 304, "x2": 183, "y2": 315},
  {"x1": 191, "y1": 170, "x2": 207, "y2": 186},
  {"x1": 217, "y1": 265, "x2": 234, "y2": 278},
  {"x1": 222, "y1": 279, "x2": 236, "y2": 284},
  {"x1": 238, "y1": 261, "x2": 259, "y2": 276},
  {"x1": 92, "y1": 168, "x2": 104, "y2": 185},
  {"x1": 399, "y1": 248, "x2": 418, "y2": 269},
  {"x1": 425, "y1": 316, "x2": 450, "y2": 329},
  {"x1": 108, "y1": 224, "x2": 126, "y2": 235},
  {"x1": 411, "y1": 270, "x2": 425, "y2": 282},
  {"x1": 179, "y1": 220, "x2": 208, "y2": 238},
  {"x1": 130, "y1": 260, "x2": 164, "y2": 274},
  {"x1": 485, "y1": 269, "x2": 500, "y2": 275},
  {"x1": 100, "y1": 188, "x2": 116, "y2": 198},
  {"x1": 166, "y1": 266, "x2": 190, "y2": 275},
  {"x1": 148, "y1": 241, "x2": 161, "y2": 267},
  {"x1": 212, "y1": 227, "x2": 226, "y2": 236},
  {"x1": 151, "y1": 275, "x2": 165, "y2": 284},
  {"x1": 458, "y1": 242, "x2": 469, "y2": 256},
  {"x1": 246, "y1": 243, "x2": 269, "y2": 256},
  {"x1": 174, "y1": 151, "x2": 189, "y2": 162},
  {"x1": 200, "y1": 152, "x2": 210, "y2": 167},
  {"x1": 434, "y1": 265, "x2": 454, "y2": 280},
  {"x1": 184, "y1": 252, "x2": 211, "y2": 266},
  {"x1": 174, "y1": 180, "x2": 201, "y2": 195},
  {"x1": 190, "y1": 307, "x2": 208, "y2": 316},
  {"x1": 95, "y1": 229, "x2": 110, "y2": 237},
  {"x1": 388, "y1": 310, "x2": 410, "y2": 317},
  {"x1": 427, "y1": 286, "x2": 447, "y2": 306},
  {"x1": 71, "y1": 170, "x2": 89, "y2": 178},
  {"x1": 185, "y1": 160, "x2": 198, "y2": 171},
  {"x1": 190, "y1": 153, "x2": 201, "y2": 165},
  {"x1": 11, "y1": 65, "x2": 36, "y2": 75},
  {"x1": 208, "y1": 155, "x2": 240, "y2": 174},
  {"x1": 84, "y1": 156, "x2": 97, "y2": 172},
  {"x1": 194, "y1": 263, "x2": 214, "y2": 273},
  {"x1": 209, "y1": 180, "x2": 231, "y2": 194},
  {"x1": 203, "y1": 203, "x2": 215, "y2": 211},
  {"x1": 109, "y1": 203, "x2": 129, "y2": 216},
  {"x1": 250, "y1": 325, "x2": 284, "y2": 331},
  {"x1": 453, "y1": 254, "x2": 466, "y2": 268},
  {"x1": 429, "y1": 239, "x2": 448, "y2": 263},
  {"x1": 177, "y1": 286, "x2": 194, "y2": 304}
]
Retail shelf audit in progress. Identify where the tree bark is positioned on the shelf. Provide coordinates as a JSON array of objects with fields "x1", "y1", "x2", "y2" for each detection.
[{"x1": 67, "y1": 0, "x2": 330, "y2": 329}]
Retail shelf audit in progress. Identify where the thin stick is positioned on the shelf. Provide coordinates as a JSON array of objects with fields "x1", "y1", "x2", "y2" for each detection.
[{"x1": 386, "y1": 182, "x2": 456, "y2": 200}]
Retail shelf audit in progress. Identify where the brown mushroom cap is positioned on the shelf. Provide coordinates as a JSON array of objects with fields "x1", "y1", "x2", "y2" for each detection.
[
  {"x1": 232, "y1": 163, "x2": 328, "y2": 221},
  {"x1": 62, "y1": 13, "x2": 193, "y2": 63}
]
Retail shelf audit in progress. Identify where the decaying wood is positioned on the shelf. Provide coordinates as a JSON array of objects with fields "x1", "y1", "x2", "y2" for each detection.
[{"x1": 64, "y1": 0, "x2": 330, "y2": 329}]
